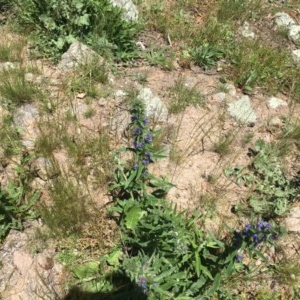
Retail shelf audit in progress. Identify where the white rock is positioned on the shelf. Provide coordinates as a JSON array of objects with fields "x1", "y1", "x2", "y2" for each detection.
[
  {"x1": 137, "y1": 87, "x2": 168, "y2": 122},
  {"x1": 268, "y1": 97, "x2": 288, "y2": 109},
  {"x1": 289, "y1": 25, "x2": 300, "y2": 44},
  {"x1": 274, "y1": 12, "x2": 296, "y2": 28},
  {"x1": 285, "y1": 207, "x2": 300, "y2": 232},
  {"x1": 115, "y1": 90, "x2": 127, "y2": 97},
  {"x1": 58, "y1": 42, "x2": 104, "y2": 70},
  {"x1": 239, "y1": 22, "x2": 255, "y2": 39},
  {"x1": 110, "y1": 0, "x2": 138, "y2": 21},
  {"x1": 212, "y1": 92, "x2": 226, "y2": 102},
  {"x1": 228, "y1": 95, "x2": 257, "y2": 124},
  {"x1": 292, "y1": 49, "x2": 300, "y2": 64}
]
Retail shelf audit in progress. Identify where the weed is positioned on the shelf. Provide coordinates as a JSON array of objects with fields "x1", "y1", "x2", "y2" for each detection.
[
  {"x1": 83, "y1": 107, "x2": 95, "y2": 119},
  {"x1": 38, "y1": 175, "x2": 89, "y2": 237},
  {"x1": 143, "y1": 46, "x2": 174, "y2": 70},
  {"x1": 0, "y1": 155, "x2": 40, "y2": 240},
  {"x1": 191, "y1": 43, "x2": 223, "y2": 70},
  {"x1": 0, "y1": 108, "x2": 21, "y2": 157},
  {"x1": 226, "y1": 140, "x2": 300, "y2": 218},
  {"x1": 274, "y1": 260, "x2": 300, "y2": 288},
  {"x1": 13, "y1": 0, "x2": 140, "y2": 61},
  {"x1": 0, "y1": 68, "x2": 42, "y2": 105},
  {"x1": 0, "y1": 38, "x2": 25, "y2": 62},
  {"x1": 229, "y1": 41, "x2": 290, "y2": 93},
  {"x1": 168, "y1": 77, "x2": 205, "y2": 113},
  {"x1": 133, "y1": 72, "x2": 148, "y2": 85},
  {"x1": 216, "y1": 0, "x2": 263, "y2": 23},
  {"x1": 65, "y1": 59, "x2": 108, "y2": 98},
  {"x1": 213, "y1": 132, "x2": 235, "y2": 157},
  {"x1": 102, "y1": 99, "x2": 288, "y2": 298}
]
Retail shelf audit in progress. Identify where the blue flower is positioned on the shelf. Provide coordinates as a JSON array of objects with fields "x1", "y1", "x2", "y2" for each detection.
[
  {"x1": 142, "y1": 159, "x2": 150, "y2": 165},
  {"x1": 236, "y1": 254, "x2": 243, "y2": 262},
  {"x1": 146, "y1": 152, "x2": 152, "y2": 159},
  {"x1": 145, "y1": 133, "x2": 152, "y2": 143},
  {"x1": 143, "y1": 117, "x2": 149, "y2": 124},
  {"x1": 244, "y1": 224, "x2": 252, "y2": 232},
  {"x1": 133, "y1": 127, "x2": 142, "y2": 136},
  {"x1": 134, "y1": 141, "x2": 145, "y2": 150},
  {"x1": 133, "y1": 163, "x2": 138, "y2": 169},
  {"x1": 257, "y1": 221, "x2": 265, "y2": 230},
  {"x1": 131, "y1": 115, "x2": 137, "y2": 122},
  {"x1": 253, "y1": 233, "x2": 259, "y2": 239}
]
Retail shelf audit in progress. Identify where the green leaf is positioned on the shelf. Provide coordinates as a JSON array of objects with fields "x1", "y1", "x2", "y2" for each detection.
[
  {"x1": 125, "y1": 206, "x2": 146, "y2": 230},
  {"x1": 106, "y1": 249, "x2": 122, "y2": 266},
  {"x1": 77, "y1": 14, "x2": 90, "y2": 26},
  {"x1": 73, "y1": 261, "x2": 99, "y2": 280}
]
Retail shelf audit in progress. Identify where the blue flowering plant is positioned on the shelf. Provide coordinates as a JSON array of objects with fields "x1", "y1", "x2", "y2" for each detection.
[
  {"x1": 109, "y1": 99, "x2": 173, "y2": 209},
  {"x1": 230, "y1": 220, "x2": 283, "y2": 264}
]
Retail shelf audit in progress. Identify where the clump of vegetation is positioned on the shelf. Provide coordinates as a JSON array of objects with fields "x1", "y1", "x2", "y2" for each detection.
[
  {"x1": 12, "y1": 0, "x2": 140, "y2": 61},
  {"x1": 226, "y1": 140, "x2": 300, "y2": 218},
  {"x1": 168, "y1": 77, "x2": 205, "y2": 113},
  {"x1": 0, "y1": 155, "x2": 40, "y2": 240}
]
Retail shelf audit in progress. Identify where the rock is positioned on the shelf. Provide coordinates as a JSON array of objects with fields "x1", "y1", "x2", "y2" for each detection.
[
  {"x1": 0, "y1": 225, "x2": 66, "y2": 300},
  {"x1": 285, "y1": 206, "x2": 300, "y2": 232},
  {"x1": 211, "y1": 92, "x2": 226, "y2": 103},
  {"x1": 137, "y1": 87, "x2": 168, "y2": 122},
  {"x1": 288, "y1": 25, "x2": 300, "y2": 44},
  {"x1": 115, "y1": 90, "x2": 127, "y2": 97},
  {"x1": 269, "y1": 116, "x2": 282, "y2": 127},
  {"x1": 58, "y1": 42, "x2": 104, "y2": 70},
  {"x1": 13, "y1": 251, "x2": 33, "y2": 275},
  {"x1": 24, "y1": 73, "x2": 34, "y2": 82},
  {"x1": 228, "y1": 95, "x2": 257, "y2": 125},
  {"x1": 225, "y1": 83, "x2": 237, "y2": 96},
  {"x1": 1, "y1": 62, "x2": 16, "y2": 71},
  {"x1": 274, "y1": 12, "x2": 296, "y2": 28},
  {"x1": 267, "y1": 96, "x2": 288, "y2": 109},
  {"x1": 239, "y1": 22, "x2": 255, "y2": 39},
  {"x1": 32, "y1": 157, "x2": 54, "y2": 181},
  {"x1": 110, "y1": 0, "x2": 138, "y2": 21},
  {"x1": 292, "y1": 49, "x2": 300, "y2": 64},
  {"x1": 13, "y1": 104, "x2": 39, "y2": 150}
]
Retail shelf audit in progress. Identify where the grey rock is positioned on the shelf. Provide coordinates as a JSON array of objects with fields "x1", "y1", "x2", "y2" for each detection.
[
  {"x1": 285, "y1": 207, "x2": 300, "y2": 232},
  {"x1": 292, "y1": 49, "x2": 300, "y2": 64},
  {"x1": 288, "y1": 25, "x2": 300, "y2": 44},
  {"x1": 268, "y1": 96, "x2": 288, "y2": 109},
  {"x1": 14, "y1": 104, "x2": 39, "y2": 150},
  {"x1": 137, "y1": 87, "x2": 168, "y2": 122},
  {"x1": 110, "y1": 0, "x2": 138, "y2": 21},
  {"x1": 228, "y1": 95, "x2": 257, "y2": 124},
  {"x1": 32, "y1": 157, "x2": 53, "y2": 181},
  {"x1": 58, "y1": 42, "x2": 104, "y2": 70},
  {"x1": 274, "y1": 12, "x2": 296, "y2": 28}
]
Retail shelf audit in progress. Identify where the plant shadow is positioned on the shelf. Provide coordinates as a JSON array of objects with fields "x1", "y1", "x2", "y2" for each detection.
[{"x1": 63, "y1": 273, "x2": 148, "y2": 300}]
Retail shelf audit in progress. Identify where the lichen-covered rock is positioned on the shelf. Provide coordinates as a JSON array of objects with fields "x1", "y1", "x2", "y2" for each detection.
[
  {"x1": 137, "y1": 87, "x2": 168, "y2": 123},
  {"x1": 228, "y1": 95, "x2": 257, "y2": 125},
  {"x1": 268, "y1": 97, "x2": 288, "y2": 109},
  {"x1": 58, "y1": 42, "x2": 104, "y2": 70},
  {"x1": 288, "y1": 25, "x2": 300, "y2": 44},
  {"x1": 110, "y1": 0, "x2": 138, "y2": 21},
  {"x1": 274, "y1": 12, "x2": 296, "y2": 28}
]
